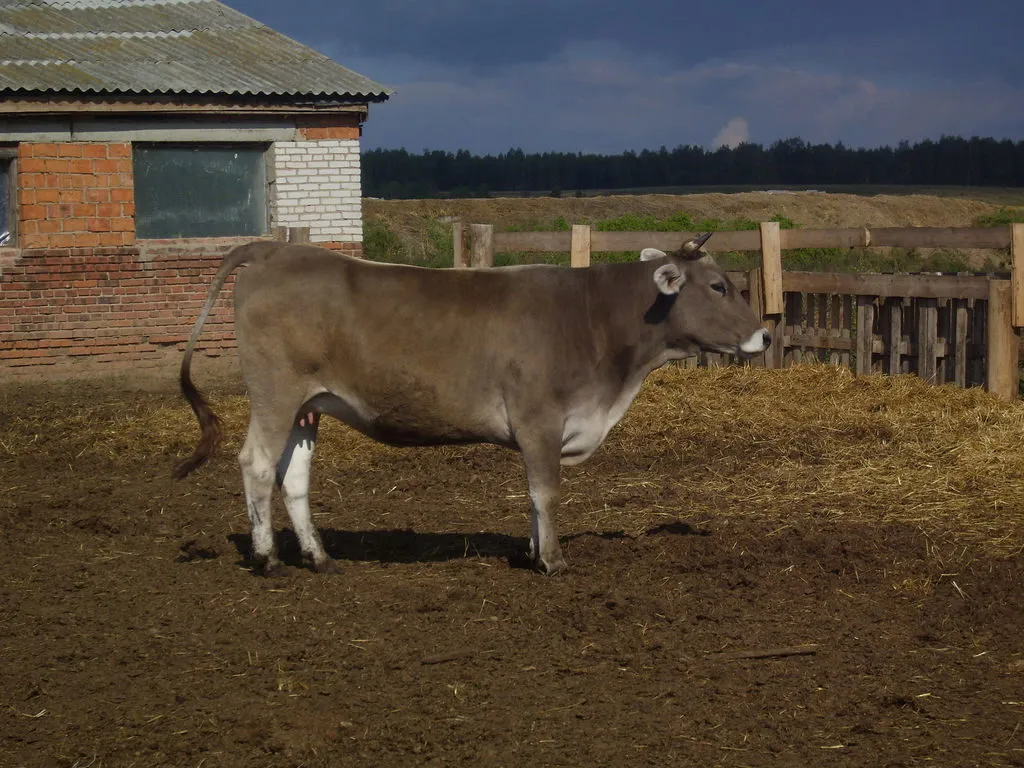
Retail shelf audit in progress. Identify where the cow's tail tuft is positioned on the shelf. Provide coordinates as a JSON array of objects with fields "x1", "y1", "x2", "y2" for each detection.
[{"x1": 173, "y1": 242, "x2": 263, "y2": 479}]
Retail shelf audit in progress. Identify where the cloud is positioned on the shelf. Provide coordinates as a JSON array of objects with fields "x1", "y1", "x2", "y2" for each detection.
[
  {"x1": 712, "y1": 118, "x2": 750, "y2": 149},
  {"x1": 310, "y1": 16, "x2": 1024, "y2": 153}
]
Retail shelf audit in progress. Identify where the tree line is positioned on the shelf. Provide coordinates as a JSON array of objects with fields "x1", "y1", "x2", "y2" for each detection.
[{"x1": 362, "y1": 136, "x2": 1024, "y2": 199}]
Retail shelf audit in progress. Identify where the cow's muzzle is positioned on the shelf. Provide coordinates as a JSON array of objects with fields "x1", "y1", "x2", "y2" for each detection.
[{"x1": 738, "y1": 329, "x2": 772, "y2": 355}]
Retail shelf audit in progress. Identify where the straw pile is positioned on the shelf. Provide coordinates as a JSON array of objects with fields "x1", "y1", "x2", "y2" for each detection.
[{"x1": 2, "y1": 364, "x2": 1023, "y2": 555}]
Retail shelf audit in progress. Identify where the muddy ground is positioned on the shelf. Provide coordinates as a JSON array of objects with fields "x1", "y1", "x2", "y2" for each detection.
[{"x1": 1, "y1": 368, "x2": 1023, "y2": 768}]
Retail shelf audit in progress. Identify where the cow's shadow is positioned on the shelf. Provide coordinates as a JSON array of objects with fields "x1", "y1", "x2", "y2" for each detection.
[{"x1": 225, "y1": 520, "x2": 709, "y2": 573}]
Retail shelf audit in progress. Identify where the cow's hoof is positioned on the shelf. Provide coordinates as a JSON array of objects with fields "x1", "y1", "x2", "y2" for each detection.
[
  {"x1": 252, "y1": 553, "x2": 284, "y2": 577},
  {"x1": 534, "y1": 554, "x2": 568, "y2": 576},
  {"x1": 307, "y1": 555, "x2": 340, "y2": 574}
]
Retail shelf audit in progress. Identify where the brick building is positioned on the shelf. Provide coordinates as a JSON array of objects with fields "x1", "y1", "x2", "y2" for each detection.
[{"x1": 0, "y1": 0, "x2": 389, "y2": 375}]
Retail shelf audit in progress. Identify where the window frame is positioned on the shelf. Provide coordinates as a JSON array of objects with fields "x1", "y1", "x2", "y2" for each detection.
[
  {"x1": 132, "y1": 142, "x2": 271, "y2": 240},
  {"x1": 0, "y1": 146, "x2": 17, "y2": 247}
]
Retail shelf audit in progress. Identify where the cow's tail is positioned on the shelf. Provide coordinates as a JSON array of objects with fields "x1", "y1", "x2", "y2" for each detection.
[{"x1": 173, "y1": 242, "x2": 262, "y2": 480}]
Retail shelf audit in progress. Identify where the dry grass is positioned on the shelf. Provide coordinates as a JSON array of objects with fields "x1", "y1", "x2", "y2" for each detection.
[
  {"x1": 3, "y1": 364, "x2": 1023, "y2": 555},
  {"x1": 365, "y1": 192, "x2": 1006, "y2": 232}
]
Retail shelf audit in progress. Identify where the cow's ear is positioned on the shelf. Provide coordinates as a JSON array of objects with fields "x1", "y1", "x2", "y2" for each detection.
[
  {"x1": 653, "y1": 263, "x2": 685, "y2": 295},
  {"x1": 640, "y1": 247, "x2": 666, "y2": 262}
]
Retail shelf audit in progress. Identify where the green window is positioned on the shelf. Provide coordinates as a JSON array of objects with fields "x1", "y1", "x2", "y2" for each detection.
[{"x1": 133, "y1": 144, "x2": 269, "y2": 239}]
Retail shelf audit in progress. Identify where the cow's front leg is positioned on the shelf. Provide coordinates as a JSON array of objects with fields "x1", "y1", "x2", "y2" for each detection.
[
  {"x1": 277, "y1": 410, "x2": 335, "y2": 573},
  {"x1": 520, "y1": 435, "x2": 567, "y2": 576}
]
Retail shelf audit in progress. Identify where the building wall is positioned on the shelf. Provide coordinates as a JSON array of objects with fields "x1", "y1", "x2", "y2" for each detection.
[
  {"x1": 273, "y1": 135, "x2": 363, "y2": 243},
  {"x1": 1, "y1": 119, "x2": 366, "y2": 376}
]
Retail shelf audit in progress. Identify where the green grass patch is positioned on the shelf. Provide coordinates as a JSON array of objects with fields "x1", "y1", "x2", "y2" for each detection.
[{"x1": 974, "y1": 208, "x2": 1024, "y2": 227}]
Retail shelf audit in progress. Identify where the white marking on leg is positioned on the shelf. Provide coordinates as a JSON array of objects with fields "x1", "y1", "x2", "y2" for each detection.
[
  {"x1": 278, "y1": 412, "x2": 329, "y2": 568},
  {"x1": 239, "y1": 427, "x2": 277, "y2": 568}
]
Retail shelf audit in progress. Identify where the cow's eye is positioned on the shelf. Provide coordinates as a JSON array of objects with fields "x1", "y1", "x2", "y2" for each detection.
[{"x1": 711, "y1": 281, "x2": 727, "y2": 296}]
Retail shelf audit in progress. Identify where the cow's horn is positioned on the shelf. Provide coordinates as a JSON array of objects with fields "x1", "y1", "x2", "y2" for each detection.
[{"x1": 681, "y1": 232, "x2": 713, "y2": 258}]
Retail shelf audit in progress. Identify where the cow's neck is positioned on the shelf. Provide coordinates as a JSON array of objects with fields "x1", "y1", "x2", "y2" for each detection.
[{"x1": 587, "y1": 260, "x2": 681, "y2": 393}]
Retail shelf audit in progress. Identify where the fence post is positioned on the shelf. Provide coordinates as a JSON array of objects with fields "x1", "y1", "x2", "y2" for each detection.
[
  {"x1": 1012, "y1": 223, "x2": 1024, "y2": 327},
  {"x1": 452, "y1": 222, "x2": 468, "y2": 269},
  {"x1": 570, "y1": 224, "x2": 591, "y2": 268},
  {"x1": 757, "y1": 221, "x2": 785, "y2": 368},
  {"x1": 987, "y1": 279, "x2": 1018, "y2": 400},
  {"x1": 759, "y1": 221, "x2": 783, "y2": 314},
  {"x1": 469, "y1": 223, "x2": 494, "y2": 268},
  {"x1": 287, "y1": 226, "x2": 310, "y2": 243},
  {"x1": 273, "y1": 225, "x2": 288, "y2": 241}
]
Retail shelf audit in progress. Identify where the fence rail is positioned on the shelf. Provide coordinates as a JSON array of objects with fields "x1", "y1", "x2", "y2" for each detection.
[{"x1": 453, "y1": 221, "x2": 1024, "y2": 400}]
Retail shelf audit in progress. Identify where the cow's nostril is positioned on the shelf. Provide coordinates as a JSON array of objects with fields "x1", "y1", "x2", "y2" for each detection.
[{"x1": 762, "y1": 330, "x2": 772, "y2": 347}]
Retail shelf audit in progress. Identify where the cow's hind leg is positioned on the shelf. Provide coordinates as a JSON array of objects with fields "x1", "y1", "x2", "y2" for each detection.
[
  {"x1": 277, "y1": 409, "x2": 334, "y2": 573},
  {"x1": 519, "y1": 432, "x2": 568, "y2": 576}
]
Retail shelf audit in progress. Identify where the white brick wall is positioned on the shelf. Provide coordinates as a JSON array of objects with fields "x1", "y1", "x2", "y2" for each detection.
[{"x1": 271, "y1": 140, "x2": 363, "y2": 242}]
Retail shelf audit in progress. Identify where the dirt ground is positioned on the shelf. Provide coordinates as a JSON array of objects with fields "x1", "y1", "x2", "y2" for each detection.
[{"x1": 2, "y1": 366, "x2": 1023, "y2": 768}]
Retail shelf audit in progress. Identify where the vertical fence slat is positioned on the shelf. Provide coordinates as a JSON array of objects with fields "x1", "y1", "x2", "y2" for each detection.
[
  {"x1": 885, "y1": 298, "x2": 902, "y2": 375},
  {"x1": 828, "y1": 294, "x2": 842, "y2": 366},
  {"x1": 840, "y1": 296, "x2": 853, "y2": 369},
  {"x1": 785, "y1": 292, "x2": 802, "y2": 365},
  {"x1": 917, "y1": 298, "x2": 939, "y2": 384},
  {"x1": 953, "y1": 298, "x2": 969, "y2": 387},
  {"x1": 855, "y1": 296, "x2": 875, "y2": 375}
]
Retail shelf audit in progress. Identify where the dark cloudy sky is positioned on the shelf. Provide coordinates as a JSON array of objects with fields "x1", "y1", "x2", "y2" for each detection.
[{"x1": 232, "y1": 0, "x2": 1024, "y2": 154}]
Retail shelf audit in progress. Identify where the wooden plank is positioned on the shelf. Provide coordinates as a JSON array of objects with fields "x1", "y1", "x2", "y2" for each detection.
[
  {"x1": 272, "y1": 225, "x2": 288, "y2": 242},
  {"x1": 570, "y1": 224, "x2": 591, "y2": 268},
  {"x1": 470, "y1": 224, "x2": 494, "y2": 268},
  {"x1": 493, "y1": 226, "x2": 1010, "y2": 255},
  {"x1": 953, "y1": 299, "x2": 969, "y2": 387},
  {"x1": 493, "y1": 231, "x2": 571, "y2": 252},
  {"x1": 1012, "y1": 223, "x2": 1024, "y2": 327},
  {"x1": 781, "y1": 228, "x2": 869, "y2": 249},
  {"x1": 783, "y1": 272, "x2": 990, "y2": 300},
  {"x1": 917, "y1": 298, "x2": 939, "y2": 384},
  {"x1": 986, "y1": 280, "x2": 1019, "y2": 400},
  {"x1": 868, "y1": 226, "x2": 1010, "y2": 249},
  {"x1": 759, "y1": 221, "x2": 784, "y2": 315},
  {"x1": 494, "y1": 227, "x2": 1011, "y2": 254},
  {"x1": 452, "y1": 222, "x2": 468, "y2": 269},
  {"x1": 591, "y1": 230, "x2": 763, "y2": 253},
  {"x1": 886, "y1": 298, "x2": 903, "y2": 375},
  {"x1": 856, "y1": 296, "x2": 875, "y2": 375},
  {"x1": 785, "y1": 333, "x2": 951, "y2": 357}
]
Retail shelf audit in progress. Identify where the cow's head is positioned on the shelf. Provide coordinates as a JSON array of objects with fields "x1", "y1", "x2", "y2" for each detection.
[{"x1": 640, "y1": 233, "x2": 771, "y2": 356}]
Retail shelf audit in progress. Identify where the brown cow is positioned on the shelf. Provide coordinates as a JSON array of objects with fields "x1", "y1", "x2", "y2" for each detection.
[{"x1": 174, "y1": 234, "x2": 770, "y2": 575}]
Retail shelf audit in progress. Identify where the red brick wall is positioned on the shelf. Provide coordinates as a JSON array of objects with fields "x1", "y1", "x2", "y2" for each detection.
[
  {"x1": 0, "y1": 238, "x2": 363, "y2": 376},
  {"x1": 1, "y1": 138, "x2": 364, "y2": 376},
  {"x1": 17, "y1": 142, "x2": 135, "y2": 250}
]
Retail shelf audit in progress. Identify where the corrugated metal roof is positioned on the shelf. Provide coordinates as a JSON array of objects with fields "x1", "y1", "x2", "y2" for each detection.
[{"x1": 0, "y1": 0, "x2": 391, "y2": 100}]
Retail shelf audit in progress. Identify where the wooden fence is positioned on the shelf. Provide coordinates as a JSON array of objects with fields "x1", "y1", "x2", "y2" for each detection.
[{"x1": 452, "y1": 221, "x2": 1024, "y2": 400}]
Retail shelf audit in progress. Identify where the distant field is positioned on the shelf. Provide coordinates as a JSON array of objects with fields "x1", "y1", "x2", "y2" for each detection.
[{"x1": 487, "y1": 184, "x2": 1024, "y2": 207}]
